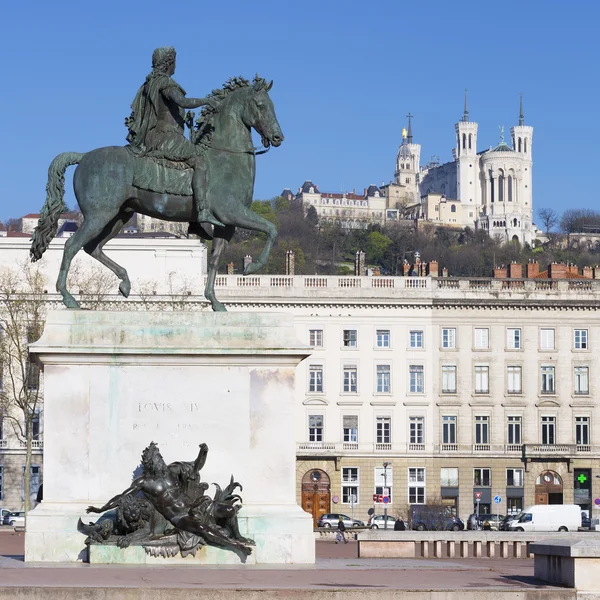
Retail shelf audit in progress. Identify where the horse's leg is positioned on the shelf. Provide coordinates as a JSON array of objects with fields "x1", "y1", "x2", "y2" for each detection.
[
  {"x1": 56, "y1": 216, "x2": 115, "y2": 308},
  {"x1": 222, "y1": 207, "x2": 277, "y2": 275},
  {"x1": 83, "y1": 210, "x2": 134, "y2": 298},
  {"x1": 204, "y1": 225, "x2": 235, "y2": 312}
]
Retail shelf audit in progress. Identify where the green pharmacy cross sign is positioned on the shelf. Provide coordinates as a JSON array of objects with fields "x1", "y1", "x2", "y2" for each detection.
[{"x1": 577, "y1": 473, "x2": 588, "y2": 484}]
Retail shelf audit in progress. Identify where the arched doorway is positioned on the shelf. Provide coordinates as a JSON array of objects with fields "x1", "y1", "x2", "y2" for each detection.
[
  {"x1": 301, "y1": 469, "x2": 331, "y2": 527},
  {"x1": 535, "y1": 471, "x2": 563, "y2": 505}
]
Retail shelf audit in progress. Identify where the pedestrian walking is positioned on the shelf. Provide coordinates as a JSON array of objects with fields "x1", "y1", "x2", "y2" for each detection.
[{"x1": 336, "y1": 516, "x2": 347, "y2": 543}]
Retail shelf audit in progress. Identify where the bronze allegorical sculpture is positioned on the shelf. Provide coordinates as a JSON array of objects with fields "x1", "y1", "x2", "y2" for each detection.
[
  {"x1": 80, "y1": 442, "x2": 254, "y2": 561},
  {"x1": 30, "y1": 46, "x2": 284, "y2": 312}
]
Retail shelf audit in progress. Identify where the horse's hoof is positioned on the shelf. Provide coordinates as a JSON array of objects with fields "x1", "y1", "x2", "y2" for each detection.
[
  {"x1": 62, "y1": 296, "x2": 81, "y2": 309},
  {"x1": 119, "y1": 281, "x2": 131, "y2": 298},
  {"x1": 211, "y1": 301, "x2": 227, "y2": 312}
]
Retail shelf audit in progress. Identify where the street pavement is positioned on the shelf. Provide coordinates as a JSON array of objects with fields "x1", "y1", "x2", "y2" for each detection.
[{"x1": 0, "y1": 530, "x2": 557, "y2": 591}]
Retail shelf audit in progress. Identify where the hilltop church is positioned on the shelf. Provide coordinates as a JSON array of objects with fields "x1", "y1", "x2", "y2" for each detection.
[{"x1": 395, "y1": 93, "x2": 534, "y2": 245}]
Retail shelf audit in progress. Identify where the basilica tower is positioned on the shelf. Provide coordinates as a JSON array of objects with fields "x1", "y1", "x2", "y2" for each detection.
[
  {"x1": 510, "y1": 94, "x2": 534, "y2": 213},
  {"x1": 455, "y1": 90, "x2": 480, "y2": 212},
  {"x1": 394, "y1": 114, "x2": 421, "y2": 204}
]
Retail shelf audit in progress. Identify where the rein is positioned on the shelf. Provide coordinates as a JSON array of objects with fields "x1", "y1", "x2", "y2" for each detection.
[{"x1": 198, "y1": 139, "x2": 270, "y2": 156}]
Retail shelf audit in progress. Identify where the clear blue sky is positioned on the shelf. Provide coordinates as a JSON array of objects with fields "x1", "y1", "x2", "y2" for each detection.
[{"x1": 1, "y1": 0, "x2": 597, "y2": 223}]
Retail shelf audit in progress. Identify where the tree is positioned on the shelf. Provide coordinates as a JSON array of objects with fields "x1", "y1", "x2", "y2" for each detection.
[
  {"x1": 0, "y1": 261, "x2": 47, "y2": 512},
  {"x1": 273, "y1": 195, "x2": 291, "y2": 213},
  {"x1": 67, "y1": 259, "x2": 118, "y2": 310},
  {"x1": 537, "y1": 208, "x2": 559, "y2": 235},
  {"x1": 365, "y1": 231, "x2": 392, "y2": 264},
  {"x1": 3, "y1": 218, "x2": 22, "y2": 232}
]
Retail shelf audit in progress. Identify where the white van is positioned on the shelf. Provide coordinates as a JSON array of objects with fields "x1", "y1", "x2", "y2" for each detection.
[{"x1": 508, "y1": 504, "x2": 581, "y2": 532}]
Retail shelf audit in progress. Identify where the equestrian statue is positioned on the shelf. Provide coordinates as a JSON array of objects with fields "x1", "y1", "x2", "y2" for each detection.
[{"x1": 30, "y1": 46, "x2": 284, "y2": 311}]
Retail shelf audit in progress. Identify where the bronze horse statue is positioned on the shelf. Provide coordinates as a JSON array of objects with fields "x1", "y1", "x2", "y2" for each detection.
[{"x1": 30, "y1": 76, "x2": 283, "y2": 311}]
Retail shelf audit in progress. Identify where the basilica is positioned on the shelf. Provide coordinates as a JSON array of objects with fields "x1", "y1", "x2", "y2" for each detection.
[{"x1": 395, "y1": 93, "x2": 534, "y2": 245}]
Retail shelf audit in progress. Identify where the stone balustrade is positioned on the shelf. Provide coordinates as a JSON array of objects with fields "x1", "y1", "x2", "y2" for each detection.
[{"x1": 357, "y1": 531, "x2": 600, "y2": 560}]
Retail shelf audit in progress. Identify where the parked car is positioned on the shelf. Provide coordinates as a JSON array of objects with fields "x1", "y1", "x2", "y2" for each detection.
[
  {"x1": 481, "y1": 514, "x2": 505, "y2": 531},
  {"x1": 368, "y1": 514, "x2": 401, "y2": 529},
  {"x1": 499, "y1": 514, "x2": 521, "y2": 531},
  {"x1": 580, "y1": 512, "x2": 591, "y2": 529},
  {"x1": 317, "y1": 513, "x2": 365, "y2": 528},
  {"x1": 410, "y1": 506, "x2": 464, "y2": 531},
  {"x1": 0, "y1": 508, "x2": 13, "y2": 524},
  {"x1": 4, "y1": 512, "x2": 25, "y2": 527},
  {"x1": 509, "y1": 504, "x2": 581, "y2": 532}
]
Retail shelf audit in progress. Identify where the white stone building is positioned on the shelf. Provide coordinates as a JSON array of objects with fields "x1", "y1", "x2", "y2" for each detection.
[{"x1": 396, "y1": 94, "x2": 534, "y2": 244}]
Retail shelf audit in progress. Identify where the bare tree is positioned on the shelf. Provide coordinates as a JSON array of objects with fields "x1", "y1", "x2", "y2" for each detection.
[
  {"x1": 166, "y1": 271, "x2": 198, "y2": 311},
  {"x1": 133, "y1": 279, "x2": 159, "y2": 310},
  {"x1": 3, "y1": 218, "x2": 23, "y2": 232},
  {"x1": 537, "y1": 208, "x2": 559, "y2": 235},
  {"x1": 0, "y1": 261, "x2": 47, "y2": 512}
]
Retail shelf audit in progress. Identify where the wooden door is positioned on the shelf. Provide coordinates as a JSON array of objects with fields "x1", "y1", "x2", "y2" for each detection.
[
  {"x1": 302, "y1": 491, "x2": 330, "y2": 527},
  {"x1": 536, "y1": 493, "x2": 548, "y2": 505}
]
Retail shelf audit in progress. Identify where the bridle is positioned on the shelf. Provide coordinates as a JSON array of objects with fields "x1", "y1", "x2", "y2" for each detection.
[{"x1": 198, "y1": 139, "x2": 271, "y2": 156}]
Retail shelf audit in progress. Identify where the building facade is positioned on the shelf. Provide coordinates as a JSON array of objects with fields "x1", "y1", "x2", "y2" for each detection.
[{"x1": 395, "y1": 94, "x2": 534, "y2": 244}]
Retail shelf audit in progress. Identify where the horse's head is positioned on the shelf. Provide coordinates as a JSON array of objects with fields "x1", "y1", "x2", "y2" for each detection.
[{"x1": 242, "y1": 77, "x2": 284, "y2": 149}]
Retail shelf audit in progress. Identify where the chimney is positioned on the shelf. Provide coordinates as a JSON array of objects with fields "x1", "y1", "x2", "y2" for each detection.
[
  {"x1": 583, "y1": 266, "x2": 593, "y2": 279},
  {"x1": 426, "y1": 260, "x2": 439, "y2": 277},
  {"x1": 285, "y1": 250, "x2": 295, "y2": 276},
  {"x1": 227, "y1": 262, "x2": 234, "y2": 275},
  {"x1": 403, "y1": 260, "x2": 410, "y2": 276},
  {"x1": 526, "y1": 259, "x2": 539, "y2": 278},
  {"x1": 442, "y1": 267, "x2": 449, "y2": 277},
  {"x1": 568, "y1": 263, "x2": 579, "y2": 276},
  {"x1": 594, "y1": 266, "x2": 600, "y2": 280},
  {"x1": 243, "y1": 255, "x2": 253, "y2": 272},
  {"x1": 354, "y1": 250, "x2": 366, "y2": 276},
  {"x1": 364, "y1": 188, "x2": 367, "y2": 196},
  {"x1": 508, "y1": 262, "x2": 523, "y2": 279},
  {"x1": 372, "y1": 266, "x2": 381, "y2": 277},
  {"x1": 353, "y1": 188, "x2": 356, "y2": 195},
  {"x1": 494, "y1": 266, "x2": 508, "y2": 278},
  {"x1": 548, "y1": 262, "x2": 568, "y2": 279}
]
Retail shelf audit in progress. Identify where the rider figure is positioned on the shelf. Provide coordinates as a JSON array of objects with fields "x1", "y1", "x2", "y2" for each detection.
[{"x1": 125, "y1": 46, "x2": 223, "y2": 234}]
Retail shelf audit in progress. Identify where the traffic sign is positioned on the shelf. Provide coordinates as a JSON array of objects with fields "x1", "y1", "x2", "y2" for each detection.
[
  {"x1": 474, "y1": 491, "x2": 482, "y2": 500},
  {"x1": 383, "y1": 496, "x2": 390, "y2": 504},
  {"x1": 332, "y1": 495, "x2": 339, "y2": 504},
  {"x1": 373, "y1": 494, "x2": 378, "y2": 502},
  {"x1": 494, "y1": 495, "x2": 502, "y2": 504},
  {"x1": 383, "y1": 487, "x2": 390, "y2": 496},
  {"x1": 595, "y1": 498, "x2": 600, "y2": 506}
]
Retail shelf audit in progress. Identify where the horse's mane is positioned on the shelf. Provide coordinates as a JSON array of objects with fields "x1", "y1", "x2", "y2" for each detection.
[{"x1": 194, "y1": 75, "x2": 270, "y2": 142}]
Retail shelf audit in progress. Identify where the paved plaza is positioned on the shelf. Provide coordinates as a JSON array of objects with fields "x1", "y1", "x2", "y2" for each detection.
[{"x1": 0, "y1": 529, "x2": 575, "y2": 599}]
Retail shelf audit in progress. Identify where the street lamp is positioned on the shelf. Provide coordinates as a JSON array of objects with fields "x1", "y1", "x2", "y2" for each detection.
[{"x1": 383, "y1": 462, "x2": 391, "y2": 530}]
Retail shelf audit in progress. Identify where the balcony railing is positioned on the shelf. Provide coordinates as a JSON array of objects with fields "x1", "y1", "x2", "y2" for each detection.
[
  {"x1": 0, "y1": 440, "x2": 6, "y2": 449},
  {"x1": 473, "y1": 444, "x2": 491, "y2": 452},
  {"x1": 19, "y1": 440, "x2": 43, "y2": 449}
]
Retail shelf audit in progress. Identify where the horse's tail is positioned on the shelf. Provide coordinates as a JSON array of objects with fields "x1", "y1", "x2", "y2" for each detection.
[{"x1": 30, "y1": 152, "x2": 85, "y2": 262}]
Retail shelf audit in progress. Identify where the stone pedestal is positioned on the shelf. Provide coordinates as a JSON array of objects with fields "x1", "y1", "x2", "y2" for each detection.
[
  {"x1": 531, "y1": 539, "x2": 600, "y2": 592},
  {"x1": 25, "y1": 310, "x2": 315, "y2": 564}
]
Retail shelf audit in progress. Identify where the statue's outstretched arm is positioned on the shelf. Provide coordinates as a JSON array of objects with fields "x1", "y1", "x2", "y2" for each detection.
[
  {"x1": 165, "y1": 88, "x2": 213, "y2": 110},
  {"x1": 86, "y1": 479, "x2": 143, "y2": 514}
]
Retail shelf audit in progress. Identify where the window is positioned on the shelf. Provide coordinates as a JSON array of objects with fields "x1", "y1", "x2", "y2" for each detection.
[
  {"x1": 376, "y1": 330, "x2": 390, "y2": 348},
  {"x1": 475, "y1": 416, "x2": 489, "y2": 445},
  {"x1": 507, "y1": 328, "x2": 521, "y2": 349},
  {"x1": 308, "y1": 365, "x2": 323, "y2": 392},
  {"x1": 574, "y1": 329, "x2": 588, "y2": 349},
  {"x1": 309, "y1": 329, "x2": 323, "y2": 347},
  {"x1": 474, "y1": 468, "x2": 491, "y2": 486},
  {"x1": 541, "y1": 416, "x2": 556, "y2": 445},
  {"x1": 0, "y1": 466, "x2": 3, "y2": 500},
  {"x1": 507, "y1": 365, "x2": 522, "y2": 394},
  {"x1": 575, "y1": 416, "x2": 590, "y2": 445},
  {"x1": 26, "y1": 361, "x2": 40, "y2": 391},
  {"x1": 574, "y1": 366, "x2": 589, "y2": 394},
  {"x1": 540, "y1": 328, "x2": 555, "y2": 350},
  {"x1": 308, "y1": 415, "x2": 323, "y2": 441},
  {"x1": 541, "y1": 365, "x2": 555, "y2": 393},
  {"x1": 507, "y1": 416, "x2": 522, "y2": 445},
  {"x1": 343, "y1": 366, "x2": 358, "y2": 393},
  {"x1": 342, "y1": 467, "x2": 359, "y2": 504},
  {"x1": 474, "y1": 328, "x2": 489, "y2": 349},
  {"x1": 474, "y1": 365, "x2": 489, "y2": 394},
  {"x1": 442, "y1": 365, "x2": 457, "y2": 393},
  {"x1": 408, "y1": 468, "x2": 426, "y2": 504},
  {"x1": 442, "y1": 328, "x2": 456, "y2": 349},
  {"x1": 442, "y1": 416, "x2": 457, "y2": 444},
  {"x1": 409, "y1": 365, "x2": 424, "y2": 393},
  {"x1": 507, "y1": 468, "x2": 524, "y2": 487},
  {"x1": 409, "y1": 416, "x2": 424, "y2": 444},
  {"x1": 343, "y1": 329, "x2": 357, "y2": 348},
  {"x1": 376, "y1": 416, "x2": 391, "y2": 444},
  {"x1": 507, "y1": 497, "x2": 523, "y2": 515},
  {"x1": 441, "y1": 467, "x2": 458, "y2": 486},
  {"x1": 343, "y1": 415, "x2": 358, "y2": 443},
  {"x1": 31, "y1": 412, "x2": 41, "y2": 440},
  {"x1": 376, "y1": 365, "x2": 390, "y2": 393},
  {"x1": 410, "y1": 330, "x2": 424, "y2": 349},
  {"x1": 374, "y1": 466, "x2": 393, "y2": 502}
]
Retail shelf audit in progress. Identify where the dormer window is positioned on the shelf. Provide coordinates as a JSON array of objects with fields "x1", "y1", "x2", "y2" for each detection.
[{"x1": 309, "y1": 187, "x2": 314, "y2": 193}]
